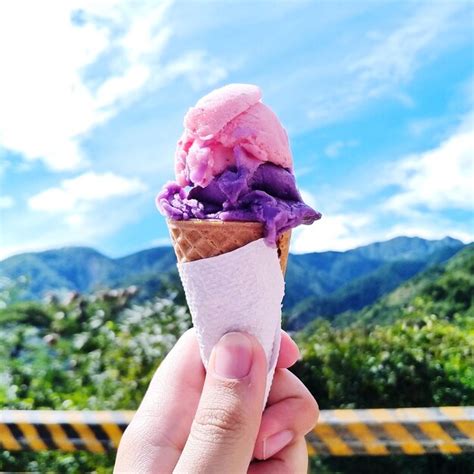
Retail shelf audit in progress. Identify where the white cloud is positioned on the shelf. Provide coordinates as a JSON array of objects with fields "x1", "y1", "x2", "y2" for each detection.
[
  {"x1": 1, "y1": 173, "x2": 150, "y2": 259},
  {"x1": 28, "y1": 171, "x2": 146, "y2": 212},
  {"x1": 300, "y1": 2, "x2": 467, "y2": 130},
  {"x1": 162, "y1": 51, "x2": 229, "y2": 91},
  {"x1": 291, "y1": 209, "x2": 474, "y2": 254},
  {"x1": 0, "y1": 1, "x2": 113, "y2": 170},
  {"x1": 299, "y1": 189, "x2": 318, "y2": 209},
  {"x1": 407, "y1": 116, "x2": 447, "y2": 137},
  {"x1": 293, "y1": 113, "x2": 474, "y2": 254},
  {"x1": 324, "y1": 140, "x2": 358, "y2": 158},
  {"x1": 349, "y1": 3, "x2": 457, "y2": 88},
  {"x1": 360, "y1": 3, "x2": 464, "y2": 90},
  {"x1": 292, "y1": 213, "x2": 372, "y2": 253},
  {"x1": 0, "y1": 196, "x2": 15, "y2": 209},
  {"x1": 0, "y1": 0, "x2": 227, "y2": 171},
  {"x1": 385, "y1": 115, "x2": 474, "y2": 214},
  {"x1": 0, "y1": 193, "x2": 149, "y2": 260},
  {"x1": 150, "y1": 237, "x2": 172, "y2": 247}
]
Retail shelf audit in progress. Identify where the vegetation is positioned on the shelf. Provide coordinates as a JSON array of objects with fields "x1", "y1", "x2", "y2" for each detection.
[
  {"x1": 285, "y1": 238, "x2": 464, "y2": 329},
  {"x1": 294, "y1": 313, "x2": 473, "y2": 409},
  {"x1": 335, "y1": 244, "x2": 474, "y2": 327},
  {"x1": 0, "y1": 287, "x2": 191, "y2": 411},
  {"x1": 0, "y1": 246, "x2": 473, "y2": 473},
  {"x1": 1, "y1": 237, "x2": 464, "y2": 327}
]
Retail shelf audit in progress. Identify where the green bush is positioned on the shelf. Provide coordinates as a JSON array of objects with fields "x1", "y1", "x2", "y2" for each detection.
[
  {"x1": 293, "y1": 312, "x2": 474, "y2": 409},
  {"x1": 0, "y1": 287, "x2": 192, "y2": 411}
]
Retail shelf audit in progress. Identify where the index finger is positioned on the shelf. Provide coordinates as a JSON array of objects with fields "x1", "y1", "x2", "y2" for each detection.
[{"x1": 276, "y1": 330, "x2": 300, "y2": 369}]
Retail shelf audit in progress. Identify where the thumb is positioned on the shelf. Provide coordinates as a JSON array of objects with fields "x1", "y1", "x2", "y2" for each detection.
[{"x1": 174, "y1": 332, "x2": 267, "y2": 474}]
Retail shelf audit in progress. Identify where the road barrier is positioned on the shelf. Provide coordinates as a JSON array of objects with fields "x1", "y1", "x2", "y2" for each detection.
[{"x1": 1, "y1": 407, "x2": 473, "y2": 456}]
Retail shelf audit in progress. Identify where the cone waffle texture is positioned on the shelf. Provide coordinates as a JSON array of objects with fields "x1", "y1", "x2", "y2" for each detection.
[{"x1": 167, "y1": 219, "x2": 291, "y2": 274}]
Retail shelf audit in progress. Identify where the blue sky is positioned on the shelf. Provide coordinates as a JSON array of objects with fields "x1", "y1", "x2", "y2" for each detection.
[{"x1": 0, "y1": 0, "x2": 473, "y2": 259}]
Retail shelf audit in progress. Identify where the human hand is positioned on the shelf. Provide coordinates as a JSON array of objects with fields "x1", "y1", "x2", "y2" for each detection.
[{"x1": 115, "y1": 329, "x2": 319, "y2": 473}]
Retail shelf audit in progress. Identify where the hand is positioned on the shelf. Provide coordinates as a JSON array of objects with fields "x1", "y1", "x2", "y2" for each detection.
[{"x1": 115, "y1": 329, "x2": 319, "y2": 473}]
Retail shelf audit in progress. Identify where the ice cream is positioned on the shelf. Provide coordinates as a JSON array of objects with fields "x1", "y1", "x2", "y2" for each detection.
[
  {"x1": 157, "y1": 84, "x2": 320, "y2": 403},
  {"x1": 157, "y1": 83, "x2": 321, "y2": 244}
]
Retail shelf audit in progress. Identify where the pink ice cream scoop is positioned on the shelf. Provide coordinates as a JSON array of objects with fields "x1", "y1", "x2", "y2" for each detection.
[
  {"x1": 176, "y1": 84, "x2": 293, "y2": 188},
  {"x1": 158, "y1": 84, "x2": 321, "y2": 244}
]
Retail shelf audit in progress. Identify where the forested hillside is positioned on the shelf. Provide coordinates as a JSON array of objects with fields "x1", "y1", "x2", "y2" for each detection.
[
  {"x1": 0, "y1": 236, "x2": 464, "y2": 329},
  {"x1": 335, "y1": 243, "x2": 474, "y2": 326},
  {"x1": 1, "y1": 244, "x2": 473, "y2": 473}
]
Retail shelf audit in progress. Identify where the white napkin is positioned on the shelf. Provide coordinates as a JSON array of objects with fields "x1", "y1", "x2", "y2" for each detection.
[{"x1": 177, "y1": 238, "x2": 285, "y2": 405}]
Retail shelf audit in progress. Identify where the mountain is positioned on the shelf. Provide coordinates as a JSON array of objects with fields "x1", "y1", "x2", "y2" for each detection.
[
  {"x1": 0, "y1": 236, "x2": 465, "y2": 326},
  {"x1": 0, "y1": 248, "x2": 116, "y2": 297},
  {"x1": 284, "y1": 236, "x2": 464, "y2": 329},
  {"x1": 334, "y1": 243, "x2": 474, "y2": 327},
  {"x1": 0, "y1": 246, "x2": 177, "y2": 300}
]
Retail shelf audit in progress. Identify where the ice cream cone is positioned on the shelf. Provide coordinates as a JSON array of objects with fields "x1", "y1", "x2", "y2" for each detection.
[
  {"x1": 157, "y1": 84, "x2": 319, "y2": 406},
  {"x1": 167, "y1": 219, "x2": 291, "y2": 274}
]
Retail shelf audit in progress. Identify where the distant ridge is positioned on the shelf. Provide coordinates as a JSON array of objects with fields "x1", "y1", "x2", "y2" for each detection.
[
  {"x1": 0, "y1": 236, "x2": 465, "y2": 327},
  {"x1": 284, "y1": 236, "x2": 464, "y2": 328},
  {"x1": 333, "y1": 243, "x2": 474, "y2": 327}
]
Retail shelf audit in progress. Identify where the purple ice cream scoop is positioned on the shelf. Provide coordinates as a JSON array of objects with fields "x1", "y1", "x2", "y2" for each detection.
[
  {"x1": 157, "y1": 83, "x2": 321, "y2": 244},
  {"x1": 157, "y1": 159, "x2": 321, "y2": 244}
]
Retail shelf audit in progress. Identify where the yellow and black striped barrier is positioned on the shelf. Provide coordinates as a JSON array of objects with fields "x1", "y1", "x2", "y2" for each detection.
[
  {"x1": 1, "y1": 407, "x2": 473, "y2": 456},
  {"x1": 308, "y1": 406, "x2": 473, "y2": 456}
]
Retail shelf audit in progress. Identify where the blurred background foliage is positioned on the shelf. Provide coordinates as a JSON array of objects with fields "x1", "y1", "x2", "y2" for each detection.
[{"x1": 1, "y1": 246, "x2": 473, "y2": 472}]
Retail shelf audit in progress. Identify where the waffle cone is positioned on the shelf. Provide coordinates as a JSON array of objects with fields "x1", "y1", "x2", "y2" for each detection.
[{"x1": 167, "y1": 219, "x2": 291, "y2": 274}]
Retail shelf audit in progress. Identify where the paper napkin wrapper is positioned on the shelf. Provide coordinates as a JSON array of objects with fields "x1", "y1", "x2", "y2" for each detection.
[{"x1": 177, "y1": 238, "x2": 285, "y2": 404}]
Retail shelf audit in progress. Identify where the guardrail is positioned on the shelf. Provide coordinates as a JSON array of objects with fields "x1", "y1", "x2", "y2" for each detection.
[{"x1": 1, "y1": 407, "x2": 473, "y2": 456}]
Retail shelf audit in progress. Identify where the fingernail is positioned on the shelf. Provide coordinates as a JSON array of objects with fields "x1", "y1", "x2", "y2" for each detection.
[
  {"x1": 263, "y1": 430, "x2": 293, "y2": 460},
  {"x1": 214, "y1": 332, "x2": 253, "y2": 379}
]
